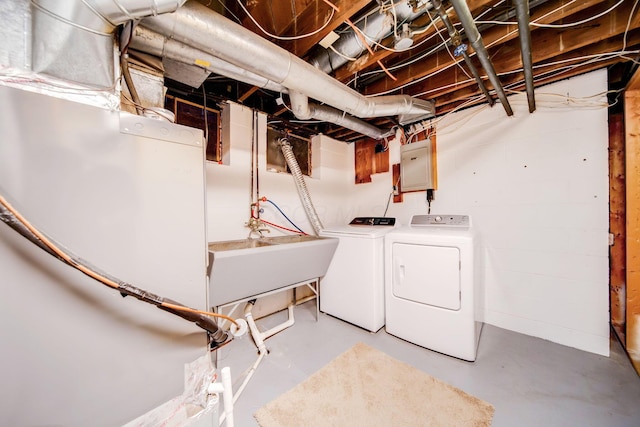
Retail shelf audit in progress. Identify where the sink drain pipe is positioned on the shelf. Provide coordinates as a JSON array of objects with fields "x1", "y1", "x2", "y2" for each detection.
[
  {"x1": 219, "y1": 300, "x2": 295, "y2": 425},
  {"x1": 279, "y1": 138, "x2": 324, "y2": 235}
]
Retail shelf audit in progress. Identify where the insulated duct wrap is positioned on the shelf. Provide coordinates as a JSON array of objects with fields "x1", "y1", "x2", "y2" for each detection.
[
  {"x1": 140, "y1": 1, "x2": 435, "y2": 121},
  {"x1": 289, "y1": 90, "x2": 393, "y2": 140},
  {"x1": 279, "y1": 139, "x2": 324, "y2": 235},
  {"x1": 309, "y1": 2, "x2": 429, "y2": 74},
  {"x1": 29, "y1": 0, "x2": 186, "y2": 88},
  {"x1": 130, "y1": 26, "x2": 286, "y2": 92}
]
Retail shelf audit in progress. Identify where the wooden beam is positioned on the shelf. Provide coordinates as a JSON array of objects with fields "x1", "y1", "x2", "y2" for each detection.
[
  {"x1": 625, "y1": 68, "x2": 640, "y2": 376},
  {"x1": 418, "y1": 30, "x2": 640, "y2": 109},
  {"x1": 280, "y1": 0, "x2": 371, "y2": 57},
  {"x1": 360, "y1": 0, "x2": 622, "y2": 95},
  {"x1": 610, "y1": 113, "x2": 626, "y2": 343},
  {"x1": 238, "y1": 86, "x2": 259, "y2": 103},
  {"x1": 434, "y1": 55, "x2": 624, "y2": 115},
  {"x1": 332, "y1": 0, "x2": 500, "y2": 82}
]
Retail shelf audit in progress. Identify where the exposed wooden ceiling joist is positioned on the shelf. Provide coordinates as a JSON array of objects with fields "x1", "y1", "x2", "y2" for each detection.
[{"x1": 167, "y1": 0, "x2": 640, "y2": 141}]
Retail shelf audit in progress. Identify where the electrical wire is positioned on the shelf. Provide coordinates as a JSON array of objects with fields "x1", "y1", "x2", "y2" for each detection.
[
  {"x1": 329, "y1": 44, "x2": 359, "y2": 62},
  {"x1": 234, "y1": 0, "x2": 336, "y2": 41},
  {"x1": 0, "y1": 192, "x2": 239, "y2": 329},
  {"x1": 345, "y1": 18, "x2": 398, "y2": 81},
  {"x1": 382, "y1": 174, "x2": 401, "y2": 217},
  {"x1": 364, "y1": 0, "x2": 603, "y2": 97},
  {"x1": 347, "y1": 2, "x2": 503, "y2": 83},
  {"x1": 425, "y1": 5, "x2": 472, "y2": 79},
  {"x1": 474, "y1": 0, "x2": 624, "y2": 29},
  {"x1": 623, "y1": 0, "x2": 640, "y2": 52}
]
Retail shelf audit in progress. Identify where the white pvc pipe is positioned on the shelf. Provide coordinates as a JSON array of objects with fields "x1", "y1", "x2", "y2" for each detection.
[
  {"x1": 220, "y1": 367, "x2": 234, "y2": 427},
  {"x1": 261, "y1": 304, "x2": 295, "y2": 340}
]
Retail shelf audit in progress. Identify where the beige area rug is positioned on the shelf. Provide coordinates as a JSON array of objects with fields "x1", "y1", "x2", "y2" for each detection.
[{"x1": 254, "y1": 342, "x2": 494, "y2": 427}]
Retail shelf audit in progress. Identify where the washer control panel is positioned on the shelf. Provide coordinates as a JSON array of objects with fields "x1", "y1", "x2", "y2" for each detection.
[
  {"x1": 410, "y1": 214, "x2": 470, "y2": 227},
  {"x1": 350, "y1": 217, "x2": 396, "y2": 226}
]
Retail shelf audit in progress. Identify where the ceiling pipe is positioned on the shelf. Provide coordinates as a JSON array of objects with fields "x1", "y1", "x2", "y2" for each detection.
[
  {"x1": 130, "y1": 26, "x2": 287, "y2": 93},
  {"x1": 514, "y1": 0, "x2": 536, "y2": 113},
  {"x1": 450, "y1": 0, "x2": 514, "y2": 116},
  {"x1": 308, "y1": 2, "x2": 429, "y2": 74},
  {"x1": 140, "y1": 1, "x2": 435, "y2": 122},
  {"x1": 431, "y1": 0, "x2": 494, "y2": 107},
  {"x1": 131, "y1": 25, "x2": 396, "y2": 139},
  {"x1": 289, "y1": 90, "x2": 394, "y2": 140}
]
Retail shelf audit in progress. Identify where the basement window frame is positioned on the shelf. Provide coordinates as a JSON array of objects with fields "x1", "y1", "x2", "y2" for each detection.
[
  {"x1": 266, "y1": 127, "x2": 311, "y2": 177},
  {"x1": 164, "y1": 95, "x2": 222, "y2": 163}
]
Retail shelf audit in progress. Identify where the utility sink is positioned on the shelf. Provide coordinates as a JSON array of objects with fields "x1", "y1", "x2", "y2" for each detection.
[{"x1": 207, "y1": 235, "x2": 338, "y2": 306}]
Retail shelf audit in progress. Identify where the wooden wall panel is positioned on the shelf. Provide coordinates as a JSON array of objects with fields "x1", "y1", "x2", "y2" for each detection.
[
  {"x1": 609, "y1": 113, "x2": 626, "y2": 343},
  {"x1": 625, "y1": 73, "x2": 640, "y2": 375},
  {"x1": 354, "y1": 139, "x2": 390, "y2": 184}
]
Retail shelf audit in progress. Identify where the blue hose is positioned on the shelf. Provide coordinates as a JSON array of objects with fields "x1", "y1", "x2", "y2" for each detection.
[{"x1": 265, "y1": 199, "x2": 305, "y2": 233}]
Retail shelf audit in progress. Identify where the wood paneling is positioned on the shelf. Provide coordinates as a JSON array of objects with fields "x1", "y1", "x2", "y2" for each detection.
[
  {"x1": 609, "y1": 113, "x2": 626, "y2": 343},
  {"x1": 354, "y1": 139, "x2": 389, "y2": 184},
  {"x1": 625, "y1": 69, "x2": 640, "y2": 375}
]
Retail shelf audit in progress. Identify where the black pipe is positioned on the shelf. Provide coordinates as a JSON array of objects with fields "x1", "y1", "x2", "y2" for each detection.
[
  {"x1": 431, "y1": 0, "x2": 495, "y2": 107},
  {"x1": 515, "y1": 0, "x2": 536, "y2": 113}
]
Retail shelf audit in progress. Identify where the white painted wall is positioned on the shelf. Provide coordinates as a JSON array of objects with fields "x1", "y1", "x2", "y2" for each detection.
[
  {"x1": 206, "y1": 102, "x2": 354, "y2": 242},
  {"x1": 207, "y1": 70, "x2": 610, "y2": 356},
  {"x1": 205, "y1": 102, "x2": 355, "y2": 317},
  {"x1": 352, "y1": 70, "x2": 611, "y2": 356}
]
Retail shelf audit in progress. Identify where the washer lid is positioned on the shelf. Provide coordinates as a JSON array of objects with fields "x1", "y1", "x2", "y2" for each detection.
[{"x1": 320, "y1": 224, "x2": 395, "y2": 238}]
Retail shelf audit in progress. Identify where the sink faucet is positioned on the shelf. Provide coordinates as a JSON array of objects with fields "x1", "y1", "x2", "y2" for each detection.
[{"x1": 246, "y1": 216, "x2": 270, "y2": 238}]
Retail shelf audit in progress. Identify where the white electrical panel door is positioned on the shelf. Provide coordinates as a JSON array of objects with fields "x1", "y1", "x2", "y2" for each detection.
[
  {"x1": 400, "y1": 139, "x2": 433, "y2": 191},
  {"x1": 392, "y1": 243, "x2": 460, "y2": 310}
]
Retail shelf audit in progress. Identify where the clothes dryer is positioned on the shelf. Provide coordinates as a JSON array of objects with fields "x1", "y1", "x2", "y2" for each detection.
[{"x1": 384, "y1": 215, "x2": 482, "y2": 361}]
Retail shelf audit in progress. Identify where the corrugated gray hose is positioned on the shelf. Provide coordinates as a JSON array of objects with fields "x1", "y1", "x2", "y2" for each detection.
[{"x1": 279, "y1": 138, "x2": 324, "y2": 235}]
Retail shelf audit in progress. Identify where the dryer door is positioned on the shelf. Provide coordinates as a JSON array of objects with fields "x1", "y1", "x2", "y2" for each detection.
[{"x1": 392, "y1": 243, "x2": 461, "y2": 310}]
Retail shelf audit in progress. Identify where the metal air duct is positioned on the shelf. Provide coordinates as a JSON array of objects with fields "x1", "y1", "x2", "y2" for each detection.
[
  {"x1": 309, "y1": 2, "x2": 429, "y2": 74},
  {"x1": 130, "y1": 26, "x2": 287, "y2": 93},
  {"x1": 450, "y1": 0, "x2": 514, "y2": 116},
  {"x1": 140, "y1": 1, "x2": 435, "y2": 123},
  {"x1": 30, "y1": 0, "x2": 186, "y2": 88},
  {"x1": 130, "y1": 27, "x2": 395, "y2": 139},
  {"x1": 289, "y1": 91, "x2": 394, "y2": 140},
  {"x1": 514, "y1": 0, "x2": 536, "y2": 113}
]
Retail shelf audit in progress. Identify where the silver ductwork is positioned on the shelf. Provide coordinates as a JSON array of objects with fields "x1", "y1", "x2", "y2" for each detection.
[
  {"x1": 139, "y1": 1, "x2": 434, "y2": 134},
  {"x1": 308, "y1": 2, "x2": 429, "y2": 74},
  {"x1": 289, "y1": 91, "x2": 394, "y2": 140},
  {"x1": 130, "y1": 26, "x2": 287, "y2": 93},
  {"x1": 514, "y1": 0, "x2": 536, "y2": 113},
  {"x1": 29, "y1": 0, "x2": 186, "y2": 88},
  {"x1": 131, "y1": 20, "x2": 400, "y2": 139},
  {"x1": 450, "y1": 0, "x2": 513, "y2": 116}
]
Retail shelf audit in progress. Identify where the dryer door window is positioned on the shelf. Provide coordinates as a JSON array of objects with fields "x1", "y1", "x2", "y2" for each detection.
[{"x1": 391, "y1": 243, "x2": 461, "y2": 310}]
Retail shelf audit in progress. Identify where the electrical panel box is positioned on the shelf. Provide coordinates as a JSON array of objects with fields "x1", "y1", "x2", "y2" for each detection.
[{"x1": 400, "y1": 139, "x2": 433, "y2": 191}]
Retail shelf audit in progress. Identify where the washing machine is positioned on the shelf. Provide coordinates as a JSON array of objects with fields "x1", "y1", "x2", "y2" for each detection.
[
  {"x1": 319, "y1": 217, "x2": 396, "y2": 332},
  {"x1": 384, "y1": 214, "x2": 482, "y2": 361}
]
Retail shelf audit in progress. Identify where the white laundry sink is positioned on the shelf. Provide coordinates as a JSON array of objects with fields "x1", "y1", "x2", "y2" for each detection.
[{"x1": 207, "y1": 235, "x2": 338, "y2": 306}]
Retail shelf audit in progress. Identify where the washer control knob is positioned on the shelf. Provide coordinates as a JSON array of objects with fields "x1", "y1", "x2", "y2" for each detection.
[{"x1": 434, "y1": 215, "x2": 443, "y2": 223}]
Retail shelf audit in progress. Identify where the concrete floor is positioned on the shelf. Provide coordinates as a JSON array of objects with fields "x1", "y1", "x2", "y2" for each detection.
[{"x1": 215, "y1": 302, "x2": 640, "y2": 426}]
